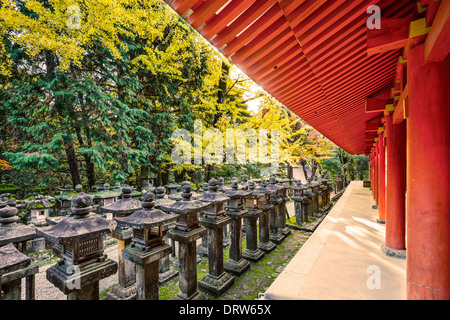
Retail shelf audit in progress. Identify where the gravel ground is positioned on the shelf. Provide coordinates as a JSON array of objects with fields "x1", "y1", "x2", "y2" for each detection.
[{"x1": 21, "y1": 243, "x2": 119, "y2": 300}]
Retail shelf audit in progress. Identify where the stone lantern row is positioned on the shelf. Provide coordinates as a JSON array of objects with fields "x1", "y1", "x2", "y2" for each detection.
[
  {"x1": 291, "y1": 174, "x2": 334, "y2": 225},
  {"x1": 0, "y1": 173, "x2": 332, "y2": 300}
]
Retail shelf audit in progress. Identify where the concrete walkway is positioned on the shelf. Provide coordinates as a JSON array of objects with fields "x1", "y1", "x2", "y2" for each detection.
[{"x1": 263, "y1": 181, "x2": 406, "y2": 300}]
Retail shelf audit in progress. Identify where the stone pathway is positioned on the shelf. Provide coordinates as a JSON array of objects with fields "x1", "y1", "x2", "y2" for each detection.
[{"x1": 263, "y1": 182, "x2": 406, "y2": 300}]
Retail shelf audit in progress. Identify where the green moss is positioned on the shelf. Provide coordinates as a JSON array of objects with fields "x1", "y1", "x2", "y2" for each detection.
[
  {"x1": 28, "y1": 203, "x2": 46, "y2": 209},
  {"x1": 0, "y1": 184, "x2": 21, "y2": 193},
  {"x1": 105, "y1": 224, "x2": 312, "y2": 301},
  {"x1": 100, "y1": 284, "x2": 117, "y2": 300}
]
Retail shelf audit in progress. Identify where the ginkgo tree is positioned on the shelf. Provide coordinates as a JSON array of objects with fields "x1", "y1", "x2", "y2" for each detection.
[
  {"x1": 0, "y1": 0, "x2": 338, "y2": 193},
  {"x1": 0, "y1": 0, "x2": 218, "y2": 188}
]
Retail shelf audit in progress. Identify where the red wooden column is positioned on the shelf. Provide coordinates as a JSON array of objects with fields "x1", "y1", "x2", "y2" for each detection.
[
  {"x1": 373, "y1": 140, "x2": 379, "y2": 206},
  {"x1": 377, "y1": 130, "x2": 386, "y2": 223},
  {"x1": 383, "y1": 114, "x2": 406, "y2": 256},
  {"x1": 369, "y1": 152, "x2": 373, "y2": 190},
  {"x1": 406, "y1": 44, "x2": 450, "y2": 300},
  {"x1": 371, "y1": 150, "x2": 376, "y2": 199}
]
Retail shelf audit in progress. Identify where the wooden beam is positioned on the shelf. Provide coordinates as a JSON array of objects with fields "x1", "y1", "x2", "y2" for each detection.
[
  {"x1": 393, "y1": 97, "x2": 408, "y2": 124},
  {"x1": 410, "y1": 18, "x2": 431, "y2": 38},
  {"x1": 212, "y1": 0, "x2": 277, "y2": 49},
  {"x1": 201, "y1": 0, "x2": 256, "y2": 40},
  {"x1": 366, "y1": 122, "x2": 380, "y2": 132},
  {"x1": 172, "y1": 0, "x2": 199, "y2": 17},
  {"x1": 367, "y1": 18, "x2": 410, "y2": 55},
  {"x1": 365, "y1": 98, "x2": 390, "y2": 113},
  {"x1": 188, "y1": 0, "x2": 230, "y2": 30},
  {"x1": 365, "y1": 132, "x2": 377, "y2": 141},
  {"x1": 424, "y1": 0, "x2": 450, "y2": 63}
]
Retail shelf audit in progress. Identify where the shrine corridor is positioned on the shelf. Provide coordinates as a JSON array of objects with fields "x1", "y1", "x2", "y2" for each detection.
[{"x1": 262, "y1": 181, "x2": 406, "y2": 300}]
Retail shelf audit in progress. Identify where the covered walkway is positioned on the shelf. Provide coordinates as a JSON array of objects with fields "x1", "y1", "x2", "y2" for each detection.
[
  {"x1": 262, "y1": 181, "x2": 406, "y2": 300},
  {"x1": 166, "y1": 0, "x2": 450, "y2": 299}
]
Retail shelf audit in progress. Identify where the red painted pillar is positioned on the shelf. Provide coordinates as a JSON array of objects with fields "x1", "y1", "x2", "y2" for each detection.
[
  {"x1": 384, "y1": 114, "x2": 406, "y2": 251},
  {"x1": 371, "y1": 151, "x2": 375, "y2": 198},
  {"x1": 406, "y1": 44, "x2": 450, "y2": 300},
  {"x1": 374, "y1": 140, "x2": 379, "y2": 205},
  {"x1": 369, "y1": 152, "x2": 373, "y2": 190},
  {"x1": 377, "y1": 131, "x2": 386, "y2": 222},
  {"x1": 369, "y1": 152, "x2": 373, "y2": 189}
]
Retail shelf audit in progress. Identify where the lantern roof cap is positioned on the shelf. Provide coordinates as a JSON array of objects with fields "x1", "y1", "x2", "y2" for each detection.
[
  {"x1": 197, "y1": 178, "x2": 230, "y2": 204},
  {"x1": 115, "y1": 191, "x2": 178, "y2": 229},
  {"x1": 160, "y1": 185, "x2": 211, "y2": 214},
  {"x1": 101, "y1": 187, "x2": 141, "y2": 215},
  {"x1": 224, "y1": 178, "x2": 252, "y2": 199},
  {"x1": 0, "y1": 204, "x2": 37, "y2": 246},
  {"x1": 0, "y1": 243, "x2": 31, "y2": 275},
  {"x1": 36, "y1": 193, "x2": 116, "y2": 244}
]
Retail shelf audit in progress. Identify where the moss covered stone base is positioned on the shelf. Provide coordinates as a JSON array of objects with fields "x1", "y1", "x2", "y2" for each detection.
[
  {"x1": 172, "y1": 290, "x2": 207, "y2": 300},
  {"x1": 159, "y1": 267, "x2": 179, "y2": 285},
  {"x1": 258, "y1": 240, "x2": 276, "y2": 253},
  {"x1": 106, "y1": 284, "x2": 136, "y2": 300},
  {"x1": 242, "y1": 248, "x2": 265, "y2": 262},
  {"x1": 269, "y1": 232, "x2": 285, "y2": 245},
  {"x1": 198, "y1": 271, "x2": 234, "y2": 296},
  {"x1": 223, "y1": 258, "x2": 250, "y2": 277}
]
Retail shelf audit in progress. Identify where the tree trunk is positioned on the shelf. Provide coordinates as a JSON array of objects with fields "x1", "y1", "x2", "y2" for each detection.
[
  {"x1": 213, "y1": 61, "x2": 230, "y2": 125},
  {"x1": 300, "y1": 160, "x2": 309, "y2": 180},
  {"x1": 75, "y1": 124, "x2": 95, "y2": 189},
  {"x1": 46, "y1": 51, "x2": 82, "y2": 188},
  {"x1": 85, "y1": 133, "x2": 96, "y2": 189},
  {"x1": 65, "y1": 141, "x2": 82, "y2": 188}
]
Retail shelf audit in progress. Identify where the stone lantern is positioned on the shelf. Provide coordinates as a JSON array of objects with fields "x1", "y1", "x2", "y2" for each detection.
[
  {"x1": 239, "y1": 175, "x2": 249, "y2": 190},
  {"x1": 217, "y1": 178, "x2": 230, "y2": 246},
  {"x1": 27, "y1": 195, "x2": 54, "y2": 227},
  {"x1": 116, "y1": 191, "x2": 178, "y2": 300},
  {"x1": 154, "y1": 186, "x2": 175, "y2": 209},
  {"x1": 0, "y1": 204, "x2": 36, "y2": 253},
  {"x1": 254, "y1": 180, "x2": 276, "y2": 253},
  {"x1": 276, "y1": 179, "x2": 291, "y2": 237},
  {"x1": 336, "y1": 173, "x2": 344, "y2": 192},
  {"x1": 169, "y1": 181, "x2": 200, "y2": 200},
  {"x1": 141, "y1": 173, "x2": 156, "y2": 193},
  {"x1": 323, "y1": 173, "x2": 333, "y2": 210},
  {"x1": 0, "y1": 243, "x2": 38, "y2": 300},
  {"x1": 291, "y1": 180, "x2": 306, "y2": 224},
  {"x1": 55, "y1": 184, "x2": 77, "y2": 216},
  {"x1": 219, "y1": 177, "x2": 232, "y2": 192},
  {"x1": 36, "y1": 193, "x2": 117, "y2": 300},
  {"x1": 318, "y1": 175, "x2": 327, "y2": 213},
  {"x1": 303, "y1": 178, "x2": 315, "y2": 220},
  {"x1": 161, "y1": 184, "x2": 211, "y2": 300},
  {"x1": 288, "y1": 178, "x2": 296, "y2": 197},
  {"x1": 153, "y1": 186, "x2": 178, "y2": 285},
  {"x1": 101, "y1": 187, "x2": 141, "y2": 300},
  {"x1": 91, "y1": 183, "x2": 121, "y2": 213},
  {"x1": 197, "y1": 182, "x2": 210, "y2": 258},
  {"x1": 59, "y1": 184, "x2": 73, "y2": 195},
  {"x1": 266, "y1": 177, "x2": 285, "y2": 244},
  {"x1": 242, "y1": 181, "x2": 265, "y2": 262},
  {"x1": 165, "y1": 181, "x2": 180, "y2": 196},
  {"x1": 223, "y1": 179, "x2": 252, "y2": 276},
  {"x1": 319, "y1": 173, "x2": 328, "y2": 209},
  {"x1": 197, "y1": 178, "x2": 234, "y2": 296},
  {"x1": 311, "y1": 176, "x2": 321, "y2": 217},
  {"x1": 315, "y1": 175, "x2": 325, "y2": 214}
]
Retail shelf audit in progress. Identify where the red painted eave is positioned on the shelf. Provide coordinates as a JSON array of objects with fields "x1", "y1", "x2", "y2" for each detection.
[{"x1": 165, "y1": 0, "x2": 417, "y2": 155}]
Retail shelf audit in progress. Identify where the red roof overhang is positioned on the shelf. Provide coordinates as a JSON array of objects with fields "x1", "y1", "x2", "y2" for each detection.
[{"x1": 164, "y1": 0, "x2": 418, "y2": 155}]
